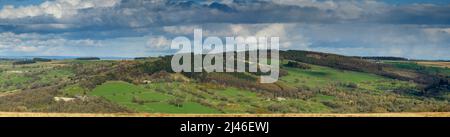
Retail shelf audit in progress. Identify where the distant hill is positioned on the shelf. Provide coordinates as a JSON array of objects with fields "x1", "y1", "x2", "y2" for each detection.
[
  {"x1": 75, "y1": 57, "x2": 101, "y2": 61},
  {"x1": 356, "y1": 56, "x2": 409, "y2": 61},
  {"x1": 12, "y1": 60, "x2": 36, "y2": 65},
  {"x1": 33, "y1": 58, "x2": 52, "y2": 62},
  {"x1": 0, "y1": 56, "x2": 132, "y2": 60}
]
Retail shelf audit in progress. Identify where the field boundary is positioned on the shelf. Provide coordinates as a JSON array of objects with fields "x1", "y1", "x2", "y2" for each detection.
[{"x1": 1, "y1": 112, "x2": 450, "y2": 117}]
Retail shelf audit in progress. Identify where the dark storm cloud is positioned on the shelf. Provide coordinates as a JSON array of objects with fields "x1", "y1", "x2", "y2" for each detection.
[{"x1": 0, "y1": 0, "x2": 449, "y2": 38}]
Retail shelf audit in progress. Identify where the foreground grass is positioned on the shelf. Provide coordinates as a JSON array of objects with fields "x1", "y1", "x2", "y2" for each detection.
[{"x1": 1, "y1": 112, "x2": 450, "y2": 117}]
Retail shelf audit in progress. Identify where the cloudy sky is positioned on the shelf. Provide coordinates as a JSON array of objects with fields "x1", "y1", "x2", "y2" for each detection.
[{"x1": 0, "y1": 0, "x2": 449, "y2": 59}]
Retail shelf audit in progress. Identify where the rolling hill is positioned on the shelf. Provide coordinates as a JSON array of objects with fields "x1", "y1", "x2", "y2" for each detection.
[{"x1": 0, "y1": 50, "x2": 449, "y2": 114}]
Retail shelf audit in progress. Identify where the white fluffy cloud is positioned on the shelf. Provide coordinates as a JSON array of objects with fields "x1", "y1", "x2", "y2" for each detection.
[
  {"x1": 270, "y1": 0, "x2": 388, "y2": 20},
  {"x1": 423, "y1": 28, "x2": 450, "y2": 42},
  {"x1": 0, "y1": 0, "x2": 120, "y2": 19},
  {"x1": 13, "y1": 46, "x2": 39, "y2": 52},
  {"x1": 0, "y1": 0, "x2": 449, "y2": 59},
  {"x1": 1, "y1": 0, "x2": 446, "y2": 33},
  {"x1": 160, "y1": 23, "x2": 311, "y2": 50},
  {"x1": 163, "y1": 25, "x2": 199, "y2": 35},
  {"x1": 146, "y1": 36, "x2": 171, "y2": 50},
  {"x1": 0, "y1": 32, "x2": 102, "y2": 54},
  {"x1": 298, "y1": 24, "x2": 450, "y2": 59}
]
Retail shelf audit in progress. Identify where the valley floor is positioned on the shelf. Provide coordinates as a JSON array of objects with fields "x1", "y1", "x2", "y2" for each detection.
[{"x1": 1, "y1": 112, "x2": 450, "y2": 117}]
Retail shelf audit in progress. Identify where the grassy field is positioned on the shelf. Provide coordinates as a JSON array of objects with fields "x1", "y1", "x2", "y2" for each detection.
[
  {"x1": 90, "y1": 81, "x2": 219, "y2": 113},
  {"x1": 281, "y1": 65, "x2": 386, "y2": 87},
  {"x1": 417, "y1": 61, "x2": 450, "y2": 68},
  {"x1": 62, "y1": 84, "x2": 87, "y2": 96},
  {"x1": 0, "y1": 60, "x2": 74, "y2": 92},
  {"x1": 88, "y1": 80, "x2": 335, "y2": 113},
  {"x1": 280, "y1": 64, "x2": 416, "y2": 92},
  {"x1": 386, "y1": 61, "x2": 450, "y2": 75}
]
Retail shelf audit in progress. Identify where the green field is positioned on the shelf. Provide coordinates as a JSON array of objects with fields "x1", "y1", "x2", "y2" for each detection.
[
  {"x1": 90, "y1": 81, "x2": 219, "y2": 113},
  {"x1": 62, "y1": 84, "x2": 86, "y2": 97},
  {"x1": 281, "y1": 65, "x2": 385, "y2": 87},
  {"x1": 386, "y1": 61, "x2": 450, "y2": 76},
  {"x1": 0, "y1": 62, "x2": 73, "y2": 92},
  {"x1": 280, "y1": 64, "x2": 416, "y2": 93},
  {"x1": 89, "y1": 80, "x2": 337, "y2": 113}
]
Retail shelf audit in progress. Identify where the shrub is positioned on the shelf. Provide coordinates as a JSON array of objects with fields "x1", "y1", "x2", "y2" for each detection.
[
  {"x1": 267, "y1": 103, "x2": 288, "y2": 113},
  {"x1": 33, "y1": 58, "x2": 52, "y2": 62},
  {"x1": 132, "y1": 96, "x2": 145, "y2": 105},
  {"x1": 339, "y1": 82, "x2": 358, "y2": 89},
  {"x1": 13, "y1": 60, "x2": 36, "y2": 65},
  {"x1": 168, "y1": 98, "x2": 184, "y2": 107},
  {"x1": 285, "y1": 61, "x2": 311, "y2": 69}
]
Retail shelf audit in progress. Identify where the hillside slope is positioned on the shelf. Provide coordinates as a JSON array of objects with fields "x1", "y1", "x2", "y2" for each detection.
[{"x1": 0, "y1": 50, "x2": 449, "y2": 113}]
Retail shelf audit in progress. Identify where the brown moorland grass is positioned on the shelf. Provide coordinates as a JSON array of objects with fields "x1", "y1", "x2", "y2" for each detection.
[
  {"x1": 417, "y1": 61, "x2": 450, "y2": 68},
  {"x1": 1, "y1": 112, "x2": 450, "y2": 117}
]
